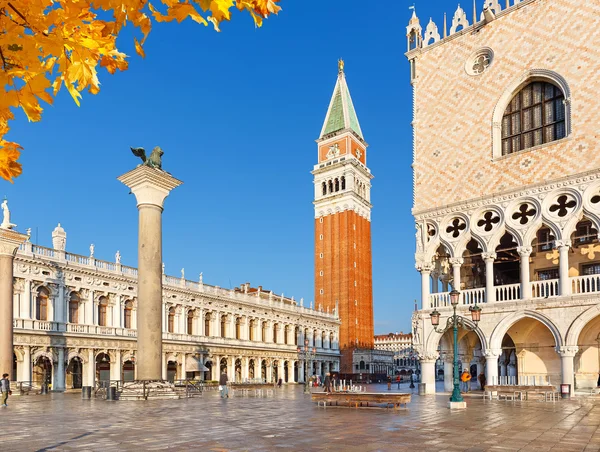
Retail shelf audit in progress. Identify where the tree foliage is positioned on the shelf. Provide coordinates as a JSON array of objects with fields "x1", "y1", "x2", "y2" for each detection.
[{"x1": 0, "y1": 0, "x2": 281, "y2": 182}]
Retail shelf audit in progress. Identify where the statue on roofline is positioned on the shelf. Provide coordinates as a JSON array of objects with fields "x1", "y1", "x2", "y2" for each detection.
[{"x1": 130, "y1": 146, "x2": 164, "y2": 170}]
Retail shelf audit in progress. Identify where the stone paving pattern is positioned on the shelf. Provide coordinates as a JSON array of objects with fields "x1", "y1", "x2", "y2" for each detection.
[{"x1": 0, "y1": 384, "x2": 599, "y2": 451}]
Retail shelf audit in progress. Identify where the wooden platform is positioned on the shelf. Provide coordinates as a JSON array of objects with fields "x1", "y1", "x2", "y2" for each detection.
[
  {"x1": 312, "y1": 392, "x2": 411, "y2": 410},
  {"x1": 483, "y1": 385, "x2": 557, "y2": 401}
]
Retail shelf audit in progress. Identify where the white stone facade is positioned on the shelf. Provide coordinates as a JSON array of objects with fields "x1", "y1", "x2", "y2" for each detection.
[
  {"x1": 11, "y1": 226, "x2": 340, "y2": 390},
  {"x1": 374, "y1": 333, "x2": 418, "y2": 374},
  {"x1": 407, "y1": 0, "x2": 600, "y2": 394}
]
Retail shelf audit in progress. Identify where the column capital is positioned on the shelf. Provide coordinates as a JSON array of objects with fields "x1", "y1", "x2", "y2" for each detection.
[
  {"x1": 484, "y1": 348, "x2": 502, "y2": 359},
  {"x1": 416, "y1": 262, "x2": 434, "y2": 273},
  {"x1": 554, "y1": 239, "x2": 572, "y2": 249},
  {"x1": 0, "y1": 228, "x2": 28, "y2": 257},
  {"x1": 556, "y1": 345, "x2": 579, "y2": 357},
  {"x1": 118, "y1": 166, "x2": 182, "y2": 209},
  {"x1": 482, "y1": 252, "x2": 497, "y2": 261},
  {"x1": 418, "y1": 351, "x2": 439, "y2": 362},
  {"x1": 449, "y1": 257, "x2": 464, "y2": 266},
  {"x1": 516, "y1": 246, "x2": 532, "y2": 257}
]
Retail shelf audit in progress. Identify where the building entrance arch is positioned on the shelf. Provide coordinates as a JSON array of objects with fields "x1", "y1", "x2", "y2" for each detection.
[
  {"x1": 66, "y1": 357, "x2": 83, "y2": 389},
  {"x1": 573, "y1": 313, "x2": 600, "y2": 389},
  {"x1": 33, "y1": 356, "x2": 52, "y2": 387}
]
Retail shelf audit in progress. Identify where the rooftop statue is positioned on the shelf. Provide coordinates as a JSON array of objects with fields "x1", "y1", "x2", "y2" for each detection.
[
  {"x1": 0, "y1": 199, "x2": 16, "y2": 230},
  {"x1": 130, "y1": 146, "x2": 164, "y2": 170}
]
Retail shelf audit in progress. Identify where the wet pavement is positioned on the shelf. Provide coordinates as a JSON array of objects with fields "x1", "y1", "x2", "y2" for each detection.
[{"x1": 0, "y1": 383, "x2": 599, "y2": 451}]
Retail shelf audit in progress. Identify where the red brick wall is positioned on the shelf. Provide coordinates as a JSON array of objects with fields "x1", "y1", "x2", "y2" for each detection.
[{"x1": 315, "y1": 211, "x2": 373, "y2": 373}]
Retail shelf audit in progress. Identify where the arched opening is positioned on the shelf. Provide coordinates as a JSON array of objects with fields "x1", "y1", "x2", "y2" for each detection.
[
  {"x1": 359, "y1": 360, "x2": 365, "y2": 370},
  {"x1": 431, "y1": 245, "x2": 451, "y2": 296},
  {"x1": 501, "y1": 80, "x2": 566, "y2": 156},
  {"x1": 66, "y1": 357, "x2": 83, "y2": 389},
  {"x1": 334, "y1": 178, "x2": 339, "y2": 192},
  {"x1": 235, "y1": 317, "x2": 241, "y2": 339},
  {"x1": 123, "y1": 360, "x2": 135, "y2": 382},
  {"x1": 530, "y1": 223, "x2": 560, "y2": 297},
  {"x1": 124, "y1": 301, "x2": 133, "y2": 329},
  {"x1": 187, "y1": 309, "x2": 195, "y2": 335},
  {"x1": 204, "y1": 313, "x2": 211, "y2": 336},
  {"x1": 95, "y1": 353, "x2": 111, "y2": 385},
  {"x1": 328, "y1": 180, "x2": 333, "y2": 194},
  {"x1": 461, "y1": 239, "x2": 485, "y2": 290},
  {"x1": 220, "y1": 315, "x2": 227, "y2": 338},
  {"x1": 498, "y1": 317, "x2": 559, "y2": 385},
  {"x1": 313, "y1": 329, "x2": 318, "y2": 347},
  {"x1": 284, "y1": 360, "x2": 289, "y2": 383},
  {"x1": 294, "y1": 361, "x2": 298, "y2": 382},
  {"x1": 273, "y1": 360, "x2": 279, "y2": 382},
  {"x1": 570, "y1": 218, "x2": 600, "y2": 294},
  {"x1": 341, "y1": 176, "x2": 346, "y2": 190},
  {"x1": 273, "y1": 323, "x2": 278, "y2": 343},
  {"x1": 574, "y1": 314, "x2": 600, "y2": 389},
  {"x1": 249, "y1": 319, "x2": 255, "y2": 341},
  {"x1": 36, "y1": 287, "x2": 49, "y2": 321},
  {"x1": 494, "y1": 233, "x2": 521, "y2": 301},
  {"x1": 321, "y1": 331, "x2": 326, "y2": 348},
  {"x1": 248, "y1": 359, "x2": 255, "y2": 380},
  {"x1": 329, "y1": 332, "x2": 334, "y2": 349},
  {"x1": 33, "y1": 356, "x2": 52, "y2": 387},
  {"x1": 294, "y1": 326, "x2": 299, "y2": 346},
  {"x1": 204, "y1": 361, "x2": 212, "y2": 381},
  {"x1": 261, "y1": 322, "x2": 267, "y2": 342},
  {"x1": 235, "y1": 358, "x2": 242, "y2": 382},
  {"x1": 437, "y1": 327, "x2": 484, "y2": 392},
  {"x1": 284, "y1": 325, "x2": 289, "y2": 345},
  {"x1": 167, "y1": 360, "x2": 177, "y2": 382},
  {"x1": 69, "y1": 292, "x2": 80, "y2": 324},
  {"x1": 97, "y1": 297, "x2": 108, "y2": 327},
  {"x1": 168, "y1": 307, "x2": 175, "y2": 333},
  {"x1": 321, "y1": 181, "x2": 326, "y2": 196},
  {"x1": 261, "y1": 360, "x2": 267, "y2": 381}
]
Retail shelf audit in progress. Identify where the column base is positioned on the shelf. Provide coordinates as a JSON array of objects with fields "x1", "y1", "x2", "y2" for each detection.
[{"x1": 447, "y1": 401, "x2": 467, "y2": 409}]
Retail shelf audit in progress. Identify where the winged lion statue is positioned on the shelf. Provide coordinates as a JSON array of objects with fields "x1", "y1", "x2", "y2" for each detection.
[{"x1": 130, "y1": 146, "x2": 164, "y2": 170}]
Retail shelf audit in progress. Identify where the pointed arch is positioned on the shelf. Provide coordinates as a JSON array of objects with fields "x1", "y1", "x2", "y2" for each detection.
[{"x1": 489, "y1": 310, "x2": 563, "y2": 351}]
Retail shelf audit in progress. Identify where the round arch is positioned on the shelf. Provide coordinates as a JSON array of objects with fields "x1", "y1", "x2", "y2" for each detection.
[
  {"x1": 424, "y1": 318, "x2": 488, "y2": 355},
  {"x1": 489, "y1": 310, "x2": 563, "y2": 350}
]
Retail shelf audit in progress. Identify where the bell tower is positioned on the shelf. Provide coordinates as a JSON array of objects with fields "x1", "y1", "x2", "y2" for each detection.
[{"x1": 312, "y1": 60, "x2": 374, "y2": 374}]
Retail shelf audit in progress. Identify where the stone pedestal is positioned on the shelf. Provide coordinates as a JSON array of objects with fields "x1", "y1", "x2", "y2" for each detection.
[
  {"x1": 448, "y1": 401, "x2": 467, "y2": 409},
  {"x1": 118, "y1": 166, "x2": 182, "y2": 381},
  {"x1": 0, "y1": 228, "x2": 28, "y2": 379}
]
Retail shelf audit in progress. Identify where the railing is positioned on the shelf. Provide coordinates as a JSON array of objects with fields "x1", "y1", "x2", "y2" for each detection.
[
  {"x1": 165, "y1": 276, "x2": 180, "y2": 286},
  {"x1": 121, "y1": 266, "x2": 138, "y2": 276},
  {"x1": 95, "y1": 260, "x2": 116, "y2": 272},
  {"x1": 461, "y1": 287, "x2": 485, "y2": 305},
  {"x1": 571, "y1": 274, "x2": 600, "y2": 294},
  {"x1": 430, "y1": 292, "x2": 449, "y2": 308},
  {"x1": 496, "y1": 283, "x2": 521, "y2": 302},
  {"x1": 531, "y1": 279, "x2": 559, "y2": 298},
  {"x1": 32, "y1": 245, "x2": 54, "y2": 257}
]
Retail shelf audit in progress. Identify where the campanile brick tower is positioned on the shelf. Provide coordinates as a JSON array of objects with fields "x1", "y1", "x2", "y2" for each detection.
[{"x1": 312, "y1": 60, "x2": 374, "y2": 374}]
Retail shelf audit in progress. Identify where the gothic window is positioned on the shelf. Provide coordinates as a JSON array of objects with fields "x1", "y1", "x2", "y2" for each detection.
[
  {"x1": 574, "y1": 221, "x2": 597, "y2": 245},
  {"x1": 501, "y1": 81, "x2": 566, "y2": 156},
  {"x1": 124, "y1": 301, "x2": 133, "y2": 329},
  {"x1": 328, "y1": 180, "x2": 333, "y2": 194},
  {"x1": 329, "y1": 332, "x2": 334, "y2": 348},
  {"x1": 187, "y1": 309, "x2": 194, "y2": 335},
  {"x1": 341, "y1": 176, "x2": 346, "y2": 190},
  {"x1": 321, "y1": 182, "x2": 326, "y2": 196},
  {"x1": 204, "y1": 313, "x2": 211, "y2": 336},
  {"x1": 36, "y1": 287, "x2": 49, "y2": 321},
  {"x1": 334, "y1": 178, "x2": 339, "y2": 192},
  {"x1": 537, "y1": 227, "x2": 555, "y2": 252},
  {"x1": 168, "y1": 307, "x2": 175, "y2": 333},
  {"x1": 69, "y1": 292, "x2": 80, "y2": 324},
  {"x1": 98, "y1": 296, "x2": 108, "y2": 326}
]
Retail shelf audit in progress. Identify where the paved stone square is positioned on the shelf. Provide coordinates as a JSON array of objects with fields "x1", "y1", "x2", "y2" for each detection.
[{"x1": 0, "y1": 384, "x2": 599, "y2": 451}]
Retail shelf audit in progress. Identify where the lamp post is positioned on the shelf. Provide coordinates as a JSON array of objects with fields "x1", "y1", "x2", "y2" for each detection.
[
  {"x1": 430, "y1": 290, "x2": 482, "y2": 407},
  {"x1": 298, "y1": 339, "x2": 316, "y2": 394}
]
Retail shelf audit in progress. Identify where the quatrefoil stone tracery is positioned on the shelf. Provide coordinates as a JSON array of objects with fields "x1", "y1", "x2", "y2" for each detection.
[
  {"x1": 446, "y1": 218, "x2": 466, "y2": 238},
  {"x1": 549, "y1": 195, "x2": 577, "y2": 217},
  {"x1": 512, "y1": 204, "x2": 537, "y2": 225},
  {"x1": 477, "y1": 211, "x2": 500, "y2": 232}
]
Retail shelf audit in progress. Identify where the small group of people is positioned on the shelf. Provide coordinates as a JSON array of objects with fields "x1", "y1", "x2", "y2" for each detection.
[{"x1": 460, "y1": 369, "x2": 487, "y2": 393}]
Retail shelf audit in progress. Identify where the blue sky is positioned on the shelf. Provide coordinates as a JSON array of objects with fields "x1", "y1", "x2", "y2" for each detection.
[{"x1": 4, "y1": 1, "x2": 455, "y2": 334}]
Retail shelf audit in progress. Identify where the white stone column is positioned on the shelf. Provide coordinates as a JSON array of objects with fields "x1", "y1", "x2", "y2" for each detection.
[
  {"x1": 278, "y1": 360, "x2": 284, "y2": 383},
  {"x1": 517, "y1": 246, "x2": 532, "y2": 300},
  {"x1": 162, "y1": 353, "x2": 168, "y2": 380},
  {"x1": 111, "y1": 350, "x2": 121, "y2": 381},
  {"x1": 118, "y1": 165, "x2": 182, "y2": 381},
  {"x1": 54, "y1": 347, "x2": 66, "y2": 391},
  {"x1": 484, "y1": 349, "x2": 500, "y2": 386},
  {"x1": 417, "y1": 263, "x2": 433, "y2": 309},
  {"x1": 113, "y1": 296, "x2": 122, "y2": 328},
  {"x1": 181, "y1": 353, "x2": 187, "y2": 380},
  {"x1": 420, "y1": 355, "x2": 438, "y2": 394},
  {"x1": 85, "y1": 290, "x2": 94, "y2": 325},
  {"x1": 288, "y1": 360, "x2": 295, "y2": 383},
  {"x1": 450, "y1": 257, "x2": 463, "y2": 292},
  {"x1": 212, "y1": 356, "x2": 220, "y2": 381},
  {"x1": 558, "y1": 346, "x2": 578, "y2": 387},
  {"x1": 56, "y1": 285, "x2": 65, "y2": 324},
  {"x1": 266, "y1": 360, "x2": 273, "y2": 383},
  {"x1": 86, "y1": 349, "x2": 95, "y2": 387},
  {"x1": 482, "y1": 252, "x2": 496, "y2": 303},
  {"x1": 0, "y1": 228, "x2": 27, "y2": 378},
  {"x1": 444, "y1": 359, "x2": 453, "y2": 392},
  {"x1": 21, "y1": 279, "x2": 31, "y2": 319},
  {"x1": 556, "y1": 240, "x2": 572, "y2": 296},
  {"x1": 22, "y1": 346, "x2": 31, "y2": 383},
  {"x1": 299, "y1": 360, "x2": 305, "y2": 382}
]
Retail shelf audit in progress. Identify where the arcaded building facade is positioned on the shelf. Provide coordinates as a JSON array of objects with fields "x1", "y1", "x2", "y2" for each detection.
[
  {"x1": 408, "y1": 0, "x2": 600, "y2": 393},
  {"x1": 313, "y1": 62, "x2": 375, "y2": 373},
  {"x1": 10, "y1": 225, "x2": 340, "y2": 390}
]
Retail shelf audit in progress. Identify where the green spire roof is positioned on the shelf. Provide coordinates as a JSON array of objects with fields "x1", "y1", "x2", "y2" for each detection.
[{"x1": 319, "y1": 67, "x2": 364, "y2": 140}]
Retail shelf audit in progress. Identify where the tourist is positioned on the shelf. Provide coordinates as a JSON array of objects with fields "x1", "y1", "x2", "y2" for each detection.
[
  {"x1": 396, "y1": 375, "x2": 401, "y2": 389},
  {"x1": 219, "y1": 371, "x2": 229, "y2": 398},
  {"x1": 478, "y1": 371, "x2": 486, "y2": 391},
  {"x1": 324, "y1": 372, "x2": 332, "y2": 393},
  {"x1": 0, "y1": 373, "x2": 11, "y2": 407},
  {"x1": 460, "y1": 369, "x2": 471, "y2": 393},
  {"x1": 277, "y1": 378, "x2": 282, "y2": 388},
  {"x1": 387, "y1": 375, "x2": 392, "y2": 391}
]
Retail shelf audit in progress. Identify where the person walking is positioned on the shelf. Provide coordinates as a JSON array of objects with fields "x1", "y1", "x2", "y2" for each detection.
[
  {"x1": 0, "y1": 373, "x2": 11, "y2": 407},
  {"x1": 387, "y1": 375, "x2": 392, "y2": 391},
  {"x1": 324, "y1": 372, "x2": 332, "y2": 394},
  {"x1": 219, "y1": 370, "x2": 229, "y2": 398},
  {"x1": 396, "y1": 375, "x2": 401, "y2": 389},
  {"x1": 460, "y1": 369, "x2": 471, "y2": 393}
]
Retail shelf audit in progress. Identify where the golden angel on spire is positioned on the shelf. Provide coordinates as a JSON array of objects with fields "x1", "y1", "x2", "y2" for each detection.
[{"x1": 338, "y1": 58, "x2": 344, "y2": 73}]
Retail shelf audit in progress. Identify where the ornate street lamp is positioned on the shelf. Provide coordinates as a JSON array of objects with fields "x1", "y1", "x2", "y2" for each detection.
[
  {"x1": 297, "y1": 339, "x2": 317, "y2": 394},
  {"x1": 430, "y1": 290, "x2": 482, "y2": 406}
]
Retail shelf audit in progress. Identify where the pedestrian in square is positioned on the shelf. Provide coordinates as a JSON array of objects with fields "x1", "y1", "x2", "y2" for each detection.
[
  {"x1": 478, "y1": 371, "x2": 486, "y2": 391},
  {"x1": 396, "y1": 375, "x2": 401, "y2": 389},
  {"x1": 387, "y1": 375, "x2": 392, "y2": 391},
  {"x1": 460, "y1": 369, "x2": 471, "y2": 393},
  {"x1": 0, "y1": 373, "x2": 11, "y2": 407},
  {"x1": 219, "y1": 371, "x2": 229, "y2": 398}
]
